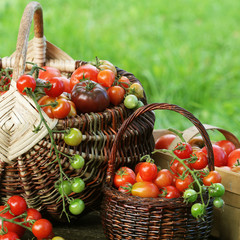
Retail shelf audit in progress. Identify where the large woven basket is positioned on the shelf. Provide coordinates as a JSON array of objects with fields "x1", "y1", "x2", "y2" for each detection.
[
  {"x1": 0, "y1": 1, "x2": 155, "y2": 221},
  {"x1": 101, "y1": 103, "x2": 215, "y2": 240}
]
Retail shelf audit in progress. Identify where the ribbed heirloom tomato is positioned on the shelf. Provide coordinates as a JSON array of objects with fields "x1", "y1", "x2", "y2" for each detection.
[{"x1": 97, "y1": 69, "x2": 115, "y2": 88}]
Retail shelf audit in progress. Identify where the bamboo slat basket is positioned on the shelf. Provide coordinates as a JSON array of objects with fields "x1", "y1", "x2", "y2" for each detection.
[
  {"x1": 0, "y1": 1, "x2": 155, "y2": 221},
  {"x1": 101, "y1": 103, "x2": 215, "y2": 240}
]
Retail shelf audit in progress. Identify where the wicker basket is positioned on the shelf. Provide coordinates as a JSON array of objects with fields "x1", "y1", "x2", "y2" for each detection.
[
  {"x1": 101, "y1": 103, "x2": 215, "y2": 240},
  {"x1": 0, "y1": 1, "x2": 155, "y2": 221}
]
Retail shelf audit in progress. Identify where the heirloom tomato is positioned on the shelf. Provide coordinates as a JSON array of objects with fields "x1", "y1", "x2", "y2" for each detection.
[
  {"x1": 32, "y1": 219, "x2": 53, "y2": 239},
  {"x1": 153, "y1": 169, "x2": 173, "y2": 188},
  {"x1": 70, "y1": 64, "x2": 99, "y2": 90},
  {"x1": 44, "y1": 77, "x2": 64, "y2": 97},
  {"x1": 215, "y1": 140, "x2": 236, "y2": 156},
  {"x1": 155, "y1": 134, "x2": 176, "y2": 150},
  {"x1": 107, "y1": 86, "x2": 125, "y2": 106},
  {"x1": 71, "y1": 80, "x2": 110, "y2": 113},
  {"x1": 38, "y1": 66, "x2": 61, "y2": 81},
  {"x1": 97, "y1": 69, "x2": 115, "y2": 88},
  {"x1": 131, "y1": 182, "x2": 159, "y2": 198},
  {"x1": 203, "y1": 170, "x2": 222, "y2": 186},
  {"x1": 118, "y1": 76, "x2": 131, "y2": 89},
  {"x1": 16, "y1": 75, "x2": 36, "y2": 95},
  {"x1": 227, "y1": 148, "x2": 240, "y2": 167},
  {"x1": 114, "y1": 167, "x2": 136, "y2": 188},
  {"x1": 128, "y1": 82, "x2": 144, "y2": 99}
]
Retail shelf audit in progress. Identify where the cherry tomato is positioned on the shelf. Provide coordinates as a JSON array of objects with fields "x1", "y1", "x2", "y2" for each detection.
[
  {"x1": 97, "y1": 69, "x2": 115, "y2": 88},
  {"x1": 7, "y1": 195, "x2": 27, "y2": 216},
  {"x1": 0, "y1": 74, "x2": 11, "y2": 94},
  {"x1": 213, "y1": 197, "x2": 224, "y2": 208},
  {"x1": 170, "y1": 159, "x2": 179, "y2": 174},
  {"x1": 44, "y1": 77, "x2": 64, "y2": 97},
  {"x1": 190, "y1": 150, "x2": 208, "y2": 170},
  {"x1": 70, "y1": 64, "x2": 100, "y2": 90},
  {"x1": 113, "y1": 167, "x2": 136, "y2": 188},
  {"x1": 183, "y1": 189, "x2": 198, "y2": 203},
  {"x1": 128, "y1": 82, "x2": 144, "y2": 99},
  {"x1": 134, "y1": 162, "x2": 144, "y2": 175},
  {"x1": 38, "y1": 95, "x2": 56, "y2": 119},
  {"x1": 107, "y1": 86, "x2": 125, "y2": 106},
  {"x1": 131, "y1": 182, "x2": 160, "y2": 198},
  {"x1": 0, "y1": 232, "x2": 19, "y2": 240},
  {"x1": 155, "y1": 134, "x2": 176, "y2": 150},
  {"x1": 153, "y1": 169, "x2": 173, "y2": 188},
  {"x1": 98, "y1": 59, "x2": 117, "y2": 76},
  {"x1": 174, "y1": 142, "x2": 193, "y2": 159},
  {"x1": 52, "y1": 98, "x2": 71, "y2": 119},
  {"x1": 124, "y1": 94, "x2": 138, "y2": 109},
  {"x1": 38, "y1": 66, "x2": 61, "y2": 81},
  {"x1": 71, "y1": 155, "x2": 85, "y2": 169},
  {"x1": 227, "y1": 148, "x2": 240, "y2": 167},
  {"x1": 59, "y1": 76, "x2": 71, "y2": 93},
  {"x1": 71, "y1": 178, "x2": 85, "y2": 193},
  {"x1": 161, "y1": 186, "x2": 181, "y2": 199},
  {"x1": 176, "y1": 161, "x2": 192, "y2": 175},
  {"x1": 118, "y1": 182, "x2": 132, "y2": 195},
  {"x1": 175, "y1": 174, "x2": 193, "y2": 192},
  {"x1": 25, "y1": 208, "x2": 42, "y2": 227},
  {"x1": 64, "y1": 128, "x2": 83, "y2": 146},
  {"x1": 209, "y1": 183, "x2": 225, "y2": 197},
  {"x1": 69, "y1": 199, "x2": 85, "y2": 215},
  {"x1": 71, "y1": 80, "x2": 110, "y2": 113},
  {"x1": 215, "y1": 139, "x2": 236, "y2": 156},
  {"x1": 58, "y1": 180, "x2": 72, "y2": 196},
  {"x1": 32, "y1": 219, "x2": 53, "y2": 239},
  {"x1": 16, "y1": 75, "x2": 36, "y2": 95},
  {"x1": 139, "y1": 161, "x2": 158, "y2": 182},
  {"x1": 118, "y1": 76, "x2": 131, "y2": 89},
  {"x1": 191, "y1": 203, "x2": 205, "y2": 218},
  {"x1": 134, "y1": 100, "x2": 144, "y2": 109},
  {"x1": 203, "y1": 170, "x2": 222, "y2": 186}
]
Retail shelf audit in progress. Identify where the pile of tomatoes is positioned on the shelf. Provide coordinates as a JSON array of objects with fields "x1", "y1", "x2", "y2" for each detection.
[{"x1": 0, "y1": 195, "x2": 64, "y2": 240}]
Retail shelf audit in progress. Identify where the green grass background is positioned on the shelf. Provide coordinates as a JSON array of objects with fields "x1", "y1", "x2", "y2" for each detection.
[{"x1": 1, "y1": 0, "x2": 240, "y2": 138}]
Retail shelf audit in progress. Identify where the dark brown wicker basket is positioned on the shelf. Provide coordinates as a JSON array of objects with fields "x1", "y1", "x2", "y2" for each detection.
[
  {"x1": 0, "y1": 1, "x2": 155, "y2": 221},
  {"x1": 101, "y1": 103, "x2": 215, "y2": 240}
]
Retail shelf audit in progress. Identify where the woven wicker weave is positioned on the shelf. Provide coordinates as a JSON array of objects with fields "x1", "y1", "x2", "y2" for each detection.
[
  {"x1": 101, "y1": 103, "x2": 215, "y2": 240},
  {"x1": 0, "y1": 1, "x2": 155, "y2": 221}
]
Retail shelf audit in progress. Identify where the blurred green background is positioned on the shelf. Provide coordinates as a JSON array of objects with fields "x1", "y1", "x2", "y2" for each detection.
[{"x1": 1, "y1": 0, "x2": 240, "y2": 138}]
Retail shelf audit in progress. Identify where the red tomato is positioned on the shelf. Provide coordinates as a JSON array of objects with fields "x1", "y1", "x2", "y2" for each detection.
[
  {"x1": 139, "y1": 162, "x2": 158, "y2": 182},
  {"x1": 7, "y1": 195, "x2": 27, "y2": 216},
  {"x1": 155, "y1": 134, "x2": 176, "y2": 149},
  {"x1": 25, "y1": 208, "x2": 42, "y2": 227},
  {"x1": 0, "y1": 232, "x2": 19, "y2": 240},
  {"x1": 227, "y1": 148, "x2": 240, "y2": 167},
  {"x1": 118, "y1": 182, "x2": 132, "y2": 195},
  {"x1": 44, "y1": 77, "x2": 64, "y2": 97},
  {"x1": 136, "y1": 172, "x2": 144, "y2": 182},
  {"x1": 38, "y1": 66, "x2": 61, "y2": 81},
  {"x1": 97, "y1": 69, "x2": 115, "y2": 88},
  {"x1": 38, "y1": 95, "x2": 56, "y2": 119},
  {"x1": 134, "y1": 162, "x2": 144, "y2": 175},
  {"x1": 215, "y1": 140, "x2": 236, "y2": 156},
  {"x1": 52, "y1": 98, "x2": 71, "y2": 119},
  {"x1": 107, "y1": 86, "x2": 125, "y2": 106},
  {"x1": 16, "y1": 75, "x2": 36, "y2": 95},
  {"x1": 70, "y1": 64, "x2": 100, "y2": 90},
  {"x1": 190, "y1": 150, "x2": 208, "y2": 170},
  {"x1": 170, "y1": 159, "x2": 179, "y2": 174},
  {"x1": 176, "y1": 160, "x2": 192, "y2": 175},
  {"x1": 131, "y1": 182, "x2": 160, "y2": 198},
  {"x1": 174, "y1": 142, "x2": 193, "y2": 159},
  {"x1": 113, "y1": 167, "x2": 136, "y2": 188},
  {"x1": 202, "y1": 144, "x2": 227, "y2": 167},
  {"x1": 59, "y1": 76, "x2": 71, "y2": 93},
  {"x1": 161, "y1": 186, "x2": 181, "y2": 199},
  {"x1": 153, "y1": 169, "x2": 173, "y2": 188},
  {"x1": 32, "y1": 219, "x2": 53, "y2": 239},
  {"x1": 203, "y1": 170, "x2": 222, "y2": 186},
  {"x1": 175, "y1": 174, "x2": 193, "y2": 192},
  {"x1": 118, "y1": 76, "x2": 131, "y2": 89}
]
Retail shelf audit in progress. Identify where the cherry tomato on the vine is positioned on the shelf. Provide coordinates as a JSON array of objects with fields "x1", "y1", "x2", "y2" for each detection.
[
  {"x1": 64, "y1": 128, "x2": 83, "y2": 146},
  {"x1": 124, "y1": 94, "x2": 138, "y2": 109},
  {"x1": 128, "y1": 82, "x2": 144, "y2": 99},
  {"x1": 190, "y1": 150, "x2": 208, "y2": 170},
  {"x1": 32, "y1": 219, "x2": 53, "y2": 239},
  {"x1": 183, "y1": 189, "x2": 198, "y2": 203},
  {"x1": 160, "y1": 185, "x2": 181, "y2": 199},
  {"x1": 174, "y1": 142, "x2": 193, "y2": 159},
  {"x1": 208, "y1": 183, "x2": 225, "y2": 197},
  {"x1": 69, "y1": 199, "x2": 85, "y2": 215},
  {"x1": 58, "y1": 180, "x2": 72, "y2": 196},
  {"x1": 7, "y1": 195, "x2": 27, "y2": 216},
  {"x1": 52, "y1": 98, "x2": 71, "y2": 119},
  {"x1": 44, "y1": 77, "x2": 64, "y2": 97},
  {"x1": 107, "y1": 86, "x2": 125, "y2": 106},
  {"x1": 25, "y1": 208, "x2": 42, "y2": 227},
  {"x1": 175, "y1": 174, "x2": 193, "y2": 192},
  {"x1": 71, "y1": 178, "x2": 85, "y2": 193},
  {"x1": 38, "y1": 66, "x2": 61, "y2": 81},
  {"x1": 213, "y1": 197, "x2": 224, "y2": 208},
  {"x1": 0, "y1": 232, "x2": 19, "y2": 240},
  {"x1": 97, "y1": 69, "x2": 115, "y2": 88},
  {"x1": 153, "y1": 169, "x2": 173, "y2": 188},
  {"x1": 118, "y1": 76, "x2": 131, "y2": 89},
  {"x1": 59, "y1": 76, "x2": 71, "y2": 93},
  {"x1": 17, "y1": 75, "x2": 36, "y2": 95},
  {"x1": 131, "y1": 182, "x2": 160, "y2": 198},
  {"x1": 71, "y1": 155, "x2": 85, "y2": 169},
  {"x1": 113, "y1": 167, "x2": 136, "y2": 189},
  {"x1": 191, "y1": 203, "x2": 205, "y2": 218},
  {"x1": 203, "y1": 170, "x2": 222, "y2": 186}
]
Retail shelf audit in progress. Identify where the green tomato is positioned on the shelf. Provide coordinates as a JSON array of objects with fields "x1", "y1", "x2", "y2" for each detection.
[
  {"x1": 71, "y1": 178, "x2": 85, "y2": 193},
  {"x1": 69, "y1": 199, "x2": 85, "y2": 215},
  {"x1": 124, "y1": 94, "x2": 138, "y2": 109},
  {"x1": 191, "y1": 203, "x2": 205, "y2": 218},
  {"x1": 213, "y1": 197, "x2": 224, "y2": 208},
  {"x1": 209, "y1": 183, "x2": 225, "y2": 197},
  {"x1": 183, "y1": 189, "x2": 198, "y2": 203},
  {"x1": 71, "y1": 155, "x2": 85, "y2": 169},
  {"x1": 134, "y1": 100, "x2": 144, "y2": 110},
  {"x1": 64, "y1": 128, "x2": 83, "y2": 146},
  {"x1": 58, "y1": 180, "x2": 72, "y2": 196}
]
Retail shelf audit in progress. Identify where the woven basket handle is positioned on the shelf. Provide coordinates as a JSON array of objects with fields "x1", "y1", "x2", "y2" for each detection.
[
  {"x1": 106, "y1": 103, "x2": 215, "y2": 184},
  {"x1": 12, "y1": 1, "x2": 44, "y2": 82}
]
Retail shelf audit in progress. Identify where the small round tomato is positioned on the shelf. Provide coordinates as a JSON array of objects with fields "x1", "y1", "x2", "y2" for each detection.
[
  {"x1": 25, "y1": 208, "x2": 42, "y2": 227},
  {"x1": 69, "y1": 199, "x2": 85, "y2": 215},
  {"x1": 131, "y1": 182, "x2": 160, "y2": 198},
  {"x1": 161, "y1": 186, "x2": 181, "y2": 199},
  {"x1": 71, "y1": 178, "x2": 85, "y2": 193},
  {"x1": 134, "y1": 100, "x2": 144, "y2": 109},
  {"x1": 183, "y1": 189, "x2": 198, "y2": 203},
  {"x1": 59, "y1": 76, "x2": 71, "y2": 93},
  {"x1": 70, "y1": 64, "x2": 100, "y2": 90},
  {"x1": 128, "y1": 82, "x2": 144, "y2": 99},
  {"x1": 174, "y1": 142, "x2": 193, "y2": 159},
  {"x1": 97, "y1": 69, "x2": 115, "y2": 88},
  {"x1": 215, "y1": 140, "x2": 236, "y2": 156},
  {"x1": 98, "y1": 59, "x2": 117, "y2": 76},
  {"x1": 58, "y1": 180, "x2": 72, "y2": 196},
  {"x1": 134, "y1": 162, "x2": 144, "y2": 175},
  {"x1": 170, "y1": 159, "x2": 179, "y2": 174},
  {"x1": 190, "y1": 150, "x2": 208, "y2": 170},
  {"x1": 118, "y1": 76, "x2": 131, "y2": 88},
  {"x1": 32, "y1": 219, "x2": 53, "y2": 239},
  {"x1": 38, "y1": 95, "x2": 56, "y2": 119},
  {"x1": 7, "y1": 195, "x2": 27, "y2": 216},
  {"x1": 44, "y1": 77, "x2": 64, "y2": 97},
  {"x1": 202, "y1": 144, "x2": 227, "y2": 167},
  {"x1": 227, "y1": 148, "x2": 240, "y2": 167},
  {"x1": 17, "y1": 75, "x2": 36, "y2": 95},
  {"x1": 71, "y1": 155, "x2": 85, "y2": 169},
  {"x1": 139, "y1": 161, "x2": 158, "y2": 182},
  {"x1": 113, "y1": 167, "x2": 136, "y2": 189},
  {"x1": 124, "y1": 94, "x2": 138, "y2": 109},
  {"x1": 155, "y1": 134, "x2": 176, "y2": 150},
  {"x1": 38, "y1": 66, "x2": 61, "y2": 81},
  {"x1": 52, "y1": 98, "x2": 71, "y2": 119},
  {"x1": 64, "y1": 128, "x2": 83, "y2": 146},
  {"x1": 191, "y1": 203, "x2": 205, "y2": 218},
  {"x1": 209, "y1": 183, "x2": 225, "y2": 197},
  {"x1": 0, "y1": 232, "x2": 19, "y2": 240},
  {"x1": 118, "y1": 182, "x2": 133, "y2": 195},
  {"x1": 107, "y1": 86, "x2": 125, "y2": 106},
  {"x1": 175, "y1": 174, "x2": 193, "y2": 192},
  {"x1": 153, "y1": 169, "x2": 173, "y2": 188},
  {"x1": 213, "y1": 197, "x2": 224, "y2": 208},
  {"x1": 176, "y1": 161, "x2": 192, "y2": 175},
  {"x1": 203, "y1": 170, "x2": 222, "y2": 186}
]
